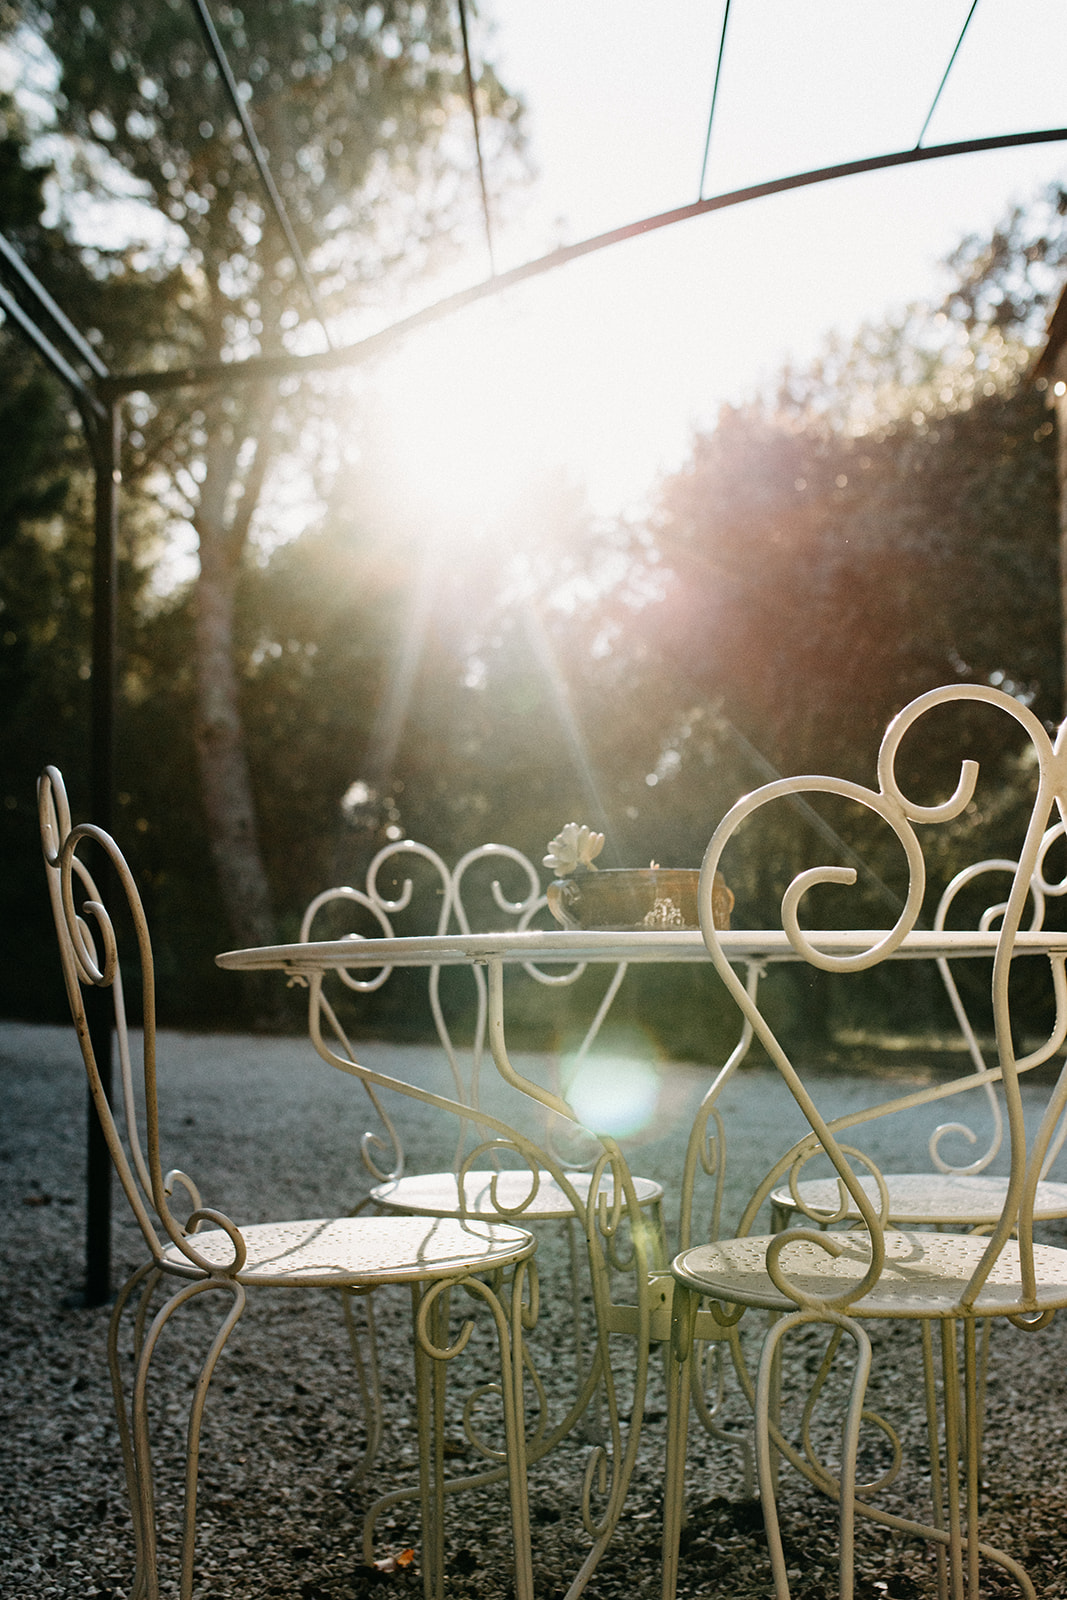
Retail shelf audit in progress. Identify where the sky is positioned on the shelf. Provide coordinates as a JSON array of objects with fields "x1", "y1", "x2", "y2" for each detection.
[{"x1": 368, "y1": 0, "x2": 1067, "y2": 526}]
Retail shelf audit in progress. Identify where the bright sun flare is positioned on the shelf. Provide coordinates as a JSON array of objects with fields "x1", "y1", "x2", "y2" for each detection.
[
  {"x1": 372, "y1": 301, "x2": 587, "y2": 531},
  {"x1": 564, "y1": 1054, "x2": 660, "y2": 1140}
]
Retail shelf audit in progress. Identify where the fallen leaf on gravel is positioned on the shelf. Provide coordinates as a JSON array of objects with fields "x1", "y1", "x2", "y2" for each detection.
[{"x1": 372, "y1": 1548, "x2": 415, "y2": 1573}]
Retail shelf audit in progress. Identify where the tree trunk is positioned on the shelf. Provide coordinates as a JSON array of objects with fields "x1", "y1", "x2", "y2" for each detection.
[
  {"x1": 1054, "y1": 375, "x2": 1067, "y2": 718},
  {"x1": 193, "y1": 524, "x2": 276, "y2": 952},
  {"x1": 191, "y1": 396, "x2": 277, "y2": 961}
]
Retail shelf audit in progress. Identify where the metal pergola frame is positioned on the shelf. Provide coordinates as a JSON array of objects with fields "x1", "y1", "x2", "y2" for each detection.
[{"x1": 3, "y1": 0, "x2": 1066, "y2": 1306}]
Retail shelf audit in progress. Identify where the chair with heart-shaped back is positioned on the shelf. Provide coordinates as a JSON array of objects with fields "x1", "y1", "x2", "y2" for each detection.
[
  {"x1": 660, "y1": 684, "x2": 1067, "y2": 1600},
  {"x1": 766, "y1": 820, "x2": 1067, "y2": 1236},
  {"x1": 297, "y1": 839, "x2": 672, "y2": 1593},
  {"x1": 300, "y1": 840, "x2": 667, "y2": 1421},
  {"x1": 301, "y1": 838, "x2": 666, "y2": 1232}
]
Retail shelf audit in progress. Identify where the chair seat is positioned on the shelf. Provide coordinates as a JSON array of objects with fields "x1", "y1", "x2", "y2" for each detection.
[
  {"x1": 161, "y1": 1215, "x2": 534, "y2": 1288},
  {"x1": 673, "y1": 1230, "x2": 1067, "y2": 1319},
  {"x1": 771, "y1": 1172, "x2": 1067, "y2": 1226},
  {"x1": 371, "y1": 1169, "x2": 664, "y2": 1221}
]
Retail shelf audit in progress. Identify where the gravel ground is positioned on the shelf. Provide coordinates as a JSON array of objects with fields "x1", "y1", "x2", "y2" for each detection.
[{"x1": 5, "y1": 1019, "x2": 1067, "y2": 1599}]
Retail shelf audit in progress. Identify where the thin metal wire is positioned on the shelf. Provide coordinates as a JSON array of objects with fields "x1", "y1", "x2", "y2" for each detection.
[
  {"x1": 915, "y1": 0, "x2": 981, "y2": 149},
  {"x1": 457, "y1": 0, "x2": 496, "y2": 276},
  {"x1": 698, "y1": 0, "x2": 732, "y2": 201},
  {"x1": 186, "y1": 0, "x2": 334, "y2": 350}
]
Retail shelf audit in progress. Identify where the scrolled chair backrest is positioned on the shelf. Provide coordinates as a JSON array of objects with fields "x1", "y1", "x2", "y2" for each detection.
[
  {"x1": 926, "y1": 821, "x2": 1067, "y2": 1178},
  {"x1": 38, "y1": 766, "x2": 245, "y2": 1277},
  {"x1": 297, "y1": 845, "x2": 655, "y2": 1533},
  {"x1": 695, "y1": 683, "x2": 1067, "y2": 1315},
  {"x1": 301, "y1": 837, "x2": 602, "y2": 1183},
  {"x1": 300, "y1": 840, "x2": 545, "y2": 1180}
]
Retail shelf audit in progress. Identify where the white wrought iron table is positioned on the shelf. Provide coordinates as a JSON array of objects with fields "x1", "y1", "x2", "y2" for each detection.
[
  {"x1": 215, "y1": 921, "x2": 1067, "y2": 1594},
  {"x1": 215, "y1": 924, "x2": 1067, "y2": 1205},
  {"x1": 218, "y1": 922, "x2": 1067, "y2": 1250},
  {"x1": 217, "y1": 920, "x2": 1067, "y2": 1250},
  {"x1": 216, "y1": 925, "x2": 1067, "y2": 976}
]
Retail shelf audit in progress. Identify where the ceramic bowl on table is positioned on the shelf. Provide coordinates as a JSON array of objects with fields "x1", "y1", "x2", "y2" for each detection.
[{"x1": 546, "y1": 867, "x2": 733, "y2": 932}]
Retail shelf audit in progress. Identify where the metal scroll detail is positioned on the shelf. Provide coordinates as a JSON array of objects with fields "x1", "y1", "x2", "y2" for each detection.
[
  {"x1": 39, "y1": 766, "x2": 245, "y2": 1278},
  {"x1": 669, "y1": 684, "x2": 1067, "y2": 1600},
  {"x1": 698, "y1": 683, "x2": 1067, "y2": 1316},
  {"x1": 307, "y1": 956, "x2": 654, "y2": 1597},
  {"x1": 39, "y1": 768, "x2": 262, "y2": 1600},
  {"x1": 928, "y1": 821, "x2": 1067, "y2": 1178},
  {"x1": 302, "y1": 838, "x2": 628, "y2": 1185}
]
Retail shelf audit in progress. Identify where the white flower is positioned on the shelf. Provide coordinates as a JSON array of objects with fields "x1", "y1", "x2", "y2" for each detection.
[{"x1": 544, "y1": 823, "x2": 605, "y2": 877}]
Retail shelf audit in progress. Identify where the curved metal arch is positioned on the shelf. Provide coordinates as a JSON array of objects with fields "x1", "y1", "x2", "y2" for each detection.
[{"x1": 98, "y1": 125, "x2": 1067, "y2": 401}]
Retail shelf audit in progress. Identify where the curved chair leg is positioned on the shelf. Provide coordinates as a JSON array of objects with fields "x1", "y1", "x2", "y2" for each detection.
[
  {"x1": 566, "y1": 1217, "x2": 605, "y2": 1443},
  {"x1": 923, "y1": 1312, "x2": 997, "y2": 1600},
  {"x1": 688, "y1": 1327, "x2": 757, "y2": 1499},
  {"x1": 920, "y1": 1321, "x2": 950, "y2": 1600},
  {"x1": 939, "y1": 1316, "x2": 967, "y2": 1593},
  {"x1": 120, "y1": 1274, "x2": 246, "y2": 1600},
  {"x1": 340, "y1": 1286, "x2": 382, "y2": 1482},
  {"x1": 754, "y1": 1310, "x2": 872, "y2": 1600},
  {"x1": 475, "y1": 1265, "x2": 535, "y2": 1600},
  {"x1": 744, "y1": 1310, "x2": 1032, "y2": 1600},
  {"x1": 411, "y1": 1280, "x2": 448, "y2": 1600},
  {"x1": 400, "y1": 1267, "x2": 534, "y2": 1600},
  {"x1": 108, "y1": 1263, "x2": 163, "y2": 1600},
  {"x1": 661, "y1": 1281, "x2": 697, "y2": 1600},
  {"x1": 962, "y1": 1319, "x2": 982, "y2": 1600},
  {"x1": 937, "y1": 1315, "x2": 1016, "y2": 1600},
  {"x1": 356, "y1": 1330, "x2": 561, "y2": 1573}
]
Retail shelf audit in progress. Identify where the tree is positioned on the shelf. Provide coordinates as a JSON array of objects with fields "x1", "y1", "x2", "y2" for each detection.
[
  {"x1": 562, "y1": 190, "x2": 1067, "y2": 943},
  {"x1": 3, "y1": 0, "x2": 524, "y2": 953}
]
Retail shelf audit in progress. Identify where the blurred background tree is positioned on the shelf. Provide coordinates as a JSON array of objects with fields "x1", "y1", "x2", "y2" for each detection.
[
  {"x1": 2, "y1": 1, "x2": 1067, "y2": 1054},
  {"x1": 1, "y1": 0, "x2": 525, "y2": 961}
]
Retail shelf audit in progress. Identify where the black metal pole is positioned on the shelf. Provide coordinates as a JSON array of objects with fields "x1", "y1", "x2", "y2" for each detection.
[{"x1": 82, "y1": 398, "x2": 120, "y2": 1308}]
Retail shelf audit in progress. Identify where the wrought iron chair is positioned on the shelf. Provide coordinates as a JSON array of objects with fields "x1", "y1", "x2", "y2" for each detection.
[
  {"x1": 301, "y1": 839, "x2": 664, "y2": 1239},
  {"x1": 669, "y1": 830, "x2": 1067, "y2": 1509},
  {"x1": 661, "y1": 684, "x2": 1067, "y2": 1600},
  {"x1": 768, "y1": 823, "x2": 1067, "y2": 1234},
  {"x1": 301, "y1": 842, "x2": 666, "y2": 1433},
  {"x1": 38, "y1": 767, "x2": 537, "y2": 1600},
  {"x1": 298, "y1": 842, "x2": 665, "y2": 1590}
]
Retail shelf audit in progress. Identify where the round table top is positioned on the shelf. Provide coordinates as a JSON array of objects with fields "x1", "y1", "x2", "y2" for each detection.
[{"x1": 215, "y1": 925, "x2": 1067, "y2": 973}]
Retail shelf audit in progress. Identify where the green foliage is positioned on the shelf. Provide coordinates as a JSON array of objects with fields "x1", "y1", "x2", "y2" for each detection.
[
  {"x1": 0, "y1": 91, "x2": 48, "y2": 237},
  {"x1": 944, "y1": 185, "x2": 1067, "y2": 343},
  {"x1": 0, "y1": 360, "x2": 91, "y2": 1018},
  {"x1": 642, "y1": 382, "x2": 1058, "y2": 778},
  {"x1": 0, "y1": 0, "x2": 529, "y2": 1019},
  {"x1": 592, "y1": 184, "x2": 1067, "y2": 934},
  {"x1": 3, "y1": 9, "x2": 1066, "y2": 1062},
  {"x1": 13, "y1": 0, "x2": 524, "y2": 368}
]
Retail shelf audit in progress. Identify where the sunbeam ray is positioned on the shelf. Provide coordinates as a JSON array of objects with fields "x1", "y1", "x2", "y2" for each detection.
[{"x1": 520, "y1": 601, "x2": 628, "y2": 863}]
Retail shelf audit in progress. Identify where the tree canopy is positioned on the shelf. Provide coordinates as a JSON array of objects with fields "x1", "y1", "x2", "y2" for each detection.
[
  {"x1": 2, "y1": 7, "x2": 1065, "y2": 1053},
  {"x1": 1, "y1": 0, "x2": 526, "y2": 978}
]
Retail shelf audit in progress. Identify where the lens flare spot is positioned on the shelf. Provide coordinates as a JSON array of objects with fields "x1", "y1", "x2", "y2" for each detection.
[{"x1": 564, "y1": 1055, "x2": 660, "y2": 1138}]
